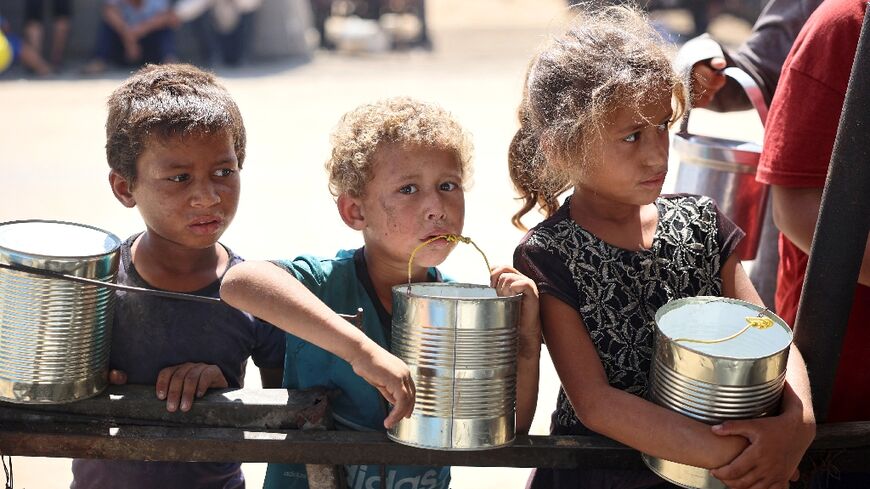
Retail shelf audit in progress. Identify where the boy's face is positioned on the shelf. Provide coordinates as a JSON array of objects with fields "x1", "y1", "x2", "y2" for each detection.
[
  {"x1": 110, "y1": 130, "x2": 240, "y2": 251},
  {"x1": 349, "y1": 144, "x2": 465, "y2": 271}
]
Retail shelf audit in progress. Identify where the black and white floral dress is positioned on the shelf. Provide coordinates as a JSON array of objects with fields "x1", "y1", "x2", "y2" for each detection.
[{"x1": 514, "y1": 193, "x2": 743, "y2": 436}]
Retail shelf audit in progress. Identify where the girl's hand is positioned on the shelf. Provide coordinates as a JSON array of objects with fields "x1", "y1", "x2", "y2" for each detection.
[
  {"x1": 491, "y1": 265, "x2": 542, "y2": 434},
  {"x1": 691, "y1": 57, "x2": 727, "y2": 108},
  {"x1": 490, "y1": 265, "x2": 542, "y2": 349},
  {"x1": 348, "y1": 342, "x2": 416, "y2": 429},
  {"x1": 709, "y1": 413, "x2": 814, "y2": 488},
  {"x1": 156, "y1": 362, "x2": 229, "y2": 413}
]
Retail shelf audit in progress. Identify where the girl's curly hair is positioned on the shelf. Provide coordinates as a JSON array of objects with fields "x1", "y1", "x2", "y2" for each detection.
[{"x1": 509, "y1": 5, "x2": 686, "y2": 230}]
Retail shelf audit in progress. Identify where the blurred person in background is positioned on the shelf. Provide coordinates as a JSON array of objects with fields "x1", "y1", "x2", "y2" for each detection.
[
  {"x1": 387, "y1": 0, "x2": 431, "y2": 50},
  {"x1": 173, "y1": 0, "x2": 261, "y2": 66},
  {"x1": 1, "y1": 13, "x2": 53, "y2": 75},
  {"x1": 310, "y1": 0, "x2": 431, "y2": 50},
  {"x1": 676, "y1": 0, "x2": 822, "y2": 111},
  {"x1": 674, "y1": 0, "x2": 822, "y2": 309},
  {"x1": 82, "y1": 0, "x2": 176, "y2": 74},
  {"x1": 23, "y1": 0, "x2": 71, "y2": 69}
]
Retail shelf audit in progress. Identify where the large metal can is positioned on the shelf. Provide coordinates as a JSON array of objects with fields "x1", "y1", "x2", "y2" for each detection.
[
  {"x1": 0, "y1": 220, "x2": 121, "y2": 403},
  {"x1": 388, "y1": 283, "x2": 521, "y2": 450},
  {"x1": 673, "y1": 67, "x2": 769, "y2": 261},
  {"x1": 642, "y1": 296, "x2": 792, "y2": 488}
]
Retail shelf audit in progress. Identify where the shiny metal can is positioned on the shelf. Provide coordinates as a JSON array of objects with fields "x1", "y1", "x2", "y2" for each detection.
[
  {"x1": 0, "y1": 220, "x2": 121, "y2": 403},
  {"x1": 388, "y1": 283, "x2": 521, "y2": 450},
  {"x1": 673, "y1": 67, "x2": 769, "y2": 261},
  {"x1": 643, "y1": 296, "x2": 792, "y2": 489}
]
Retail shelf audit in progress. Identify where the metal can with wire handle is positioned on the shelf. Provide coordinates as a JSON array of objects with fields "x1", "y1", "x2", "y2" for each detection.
[
  {"x1": 387, "y1": 235, "x2": 521, "y2": 450},
  {"x1": 642, "y1": 296, "x2": 792, "y2": 488}
]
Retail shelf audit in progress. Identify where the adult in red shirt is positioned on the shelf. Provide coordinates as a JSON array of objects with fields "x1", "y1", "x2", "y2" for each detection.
[{"x1": 757, "y1": 0, "x2": 870, "y2": 451}]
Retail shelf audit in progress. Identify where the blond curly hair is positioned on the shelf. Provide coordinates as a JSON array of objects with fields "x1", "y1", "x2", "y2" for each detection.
[{"x1": 326, "y1": 97, "x2": 474, "y2": 198}]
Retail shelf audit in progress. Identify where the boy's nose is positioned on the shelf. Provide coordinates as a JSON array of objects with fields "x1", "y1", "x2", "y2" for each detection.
[
  {"x1": 190, "y1": 181, "x2": 221, "y2": 207},
  {"x1": 427, "y1": 209, "x2": 446, "y2": 221},
  {"x1": 426, "y1": 195, "x2": 447, "y2": 221}
]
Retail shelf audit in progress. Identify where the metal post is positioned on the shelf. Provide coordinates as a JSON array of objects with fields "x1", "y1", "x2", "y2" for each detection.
[{"x1": 793, "y1": 4, "x2": 870, "y2": 422}]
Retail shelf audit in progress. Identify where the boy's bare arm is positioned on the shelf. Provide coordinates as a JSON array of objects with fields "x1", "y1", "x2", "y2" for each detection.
[
  {"x1": 259, "y1": 367, "x2": 284, "y2": 389},
  {"x1": 772, "y1": 186, "x2": 870, "y2": 286},
  {"x1": 220, "y1": 261, "x2": 415, "y2": 428}
]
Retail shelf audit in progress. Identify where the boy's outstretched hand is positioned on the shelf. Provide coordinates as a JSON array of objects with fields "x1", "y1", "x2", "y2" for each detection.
[
  {"x1": 156, "y1": 362, "x2": 229, "y2": 413},
  {"x1": 348, "y1": 342, "x2": 416, "y2": 429}
]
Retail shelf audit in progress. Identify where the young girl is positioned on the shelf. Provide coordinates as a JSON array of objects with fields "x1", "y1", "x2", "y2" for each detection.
[{"x1": 510, "y1": 6, "x2": 815, "y2": 489}]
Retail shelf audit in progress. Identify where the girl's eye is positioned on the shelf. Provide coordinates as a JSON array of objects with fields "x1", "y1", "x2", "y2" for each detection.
[
  {"x1": 623, "y1": 132, "x2": 639, "y2": 143},
  {"x1": 439, "y1": 181, "x2": 459, "y2": 191},
  {"x1": 168, "y1": 174, "x2": 190, "y2": 183},
  {"x1": 214, "y1": 168, "x2": 236, "y2": 177},
  {"x1": 399, "y1": 184, "x2": 418, "y2": 195}
]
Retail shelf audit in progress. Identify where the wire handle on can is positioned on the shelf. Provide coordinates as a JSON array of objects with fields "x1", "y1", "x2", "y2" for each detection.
[
  {"x1": 674, "y1": 309, "x2": 774, "y2": 345},
  {"x1": 406, "y1": 234, "x2": 491, "y2": 292}
]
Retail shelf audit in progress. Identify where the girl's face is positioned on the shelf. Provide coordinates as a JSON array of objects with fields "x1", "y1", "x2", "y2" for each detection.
[
  {"x1": 356, "y1": 143, "x2": 466, "y2": 271},
  {"x1": 575, "y1": 89, "x2": 673, "y2": 206}
]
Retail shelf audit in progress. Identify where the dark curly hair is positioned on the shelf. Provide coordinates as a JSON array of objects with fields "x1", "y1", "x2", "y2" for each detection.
[{"x1": 105, "y1": 63, "x2": 246, "y2": 183}]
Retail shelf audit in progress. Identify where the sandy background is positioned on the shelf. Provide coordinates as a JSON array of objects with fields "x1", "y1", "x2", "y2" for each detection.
[{"x1": 0, "y1": 1, "x2": 760, "y2": 486}]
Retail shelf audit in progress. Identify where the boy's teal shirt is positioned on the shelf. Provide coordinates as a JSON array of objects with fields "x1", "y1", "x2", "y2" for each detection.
[{"x1": 264, "y1": 249, "x2": 451, "y2": 489}]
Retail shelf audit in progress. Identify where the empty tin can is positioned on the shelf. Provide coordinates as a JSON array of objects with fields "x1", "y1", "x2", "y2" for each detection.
[
  {"x1": 388, "y1": 283, "x2": 521, "y2": 450},
  {"x1": 673, "y1": 67, "x2": 769, "y2": 261},
  {"x1": 643, "y1": 296, "x2": 792, "y2": 489},
  {"x1": 0, "y1": 220, "x2": 121, "y2": 403}
]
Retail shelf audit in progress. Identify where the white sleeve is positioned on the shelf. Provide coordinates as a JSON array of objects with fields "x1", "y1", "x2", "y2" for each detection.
[
  {"x1": 173, "y1": 0, "x2": 215, "y2": 22},
  {"x1": 673, "y1": 34, "x2": 726, "y2": 80}
]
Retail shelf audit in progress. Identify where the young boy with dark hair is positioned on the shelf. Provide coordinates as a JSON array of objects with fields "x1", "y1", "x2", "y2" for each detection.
[
  {"x1": 71, "y1": 64, "x2": 414, "y2": 489},
  {"x1": 220, "y1": 96, "x2": 542, "y2": 489}
]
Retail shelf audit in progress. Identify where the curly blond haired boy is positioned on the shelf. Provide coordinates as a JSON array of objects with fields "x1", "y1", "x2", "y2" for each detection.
[{"x1": 221, "y1": 97, "x2": 541, "y2": 489}]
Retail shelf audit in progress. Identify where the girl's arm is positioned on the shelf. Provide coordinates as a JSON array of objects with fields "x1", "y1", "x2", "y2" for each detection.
[
  {"x1": 490, "y1": 266, "x2": 542, "y2": 434},
  {"x1": 541, "y1": 294, "x2": 748, "y2": 469},
  {"x1": 220, "y1": 260, "x2": 415, "y2": 428},
  {"x1": 711, "y1": 254, "x2": 816, "y2": 488}
]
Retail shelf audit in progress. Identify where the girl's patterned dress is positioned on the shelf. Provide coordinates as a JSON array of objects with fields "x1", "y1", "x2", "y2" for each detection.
[{"x1": 515, "y1": 194, "x2": 743, "y2": 489}]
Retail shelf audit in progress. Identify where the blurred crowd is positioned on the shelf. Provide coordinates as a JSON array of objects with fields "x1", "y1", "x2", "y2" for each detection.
[
  {"x1": 0, "y1": 0, "x2": 758, "y2": 77},
  {"x1": 0, "y1": 0, "x2": 432, "y2": 76}
]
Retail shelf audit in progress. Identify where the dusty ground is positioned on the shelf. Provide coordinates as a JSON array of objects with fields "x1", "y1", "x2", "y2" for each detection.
[{"x1": 0, "y1": 1, "x2": 759, "y2": 487}]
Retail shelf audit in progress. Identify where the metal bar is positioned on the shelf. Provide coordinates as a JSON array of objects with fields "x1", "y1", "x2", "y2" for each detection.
[
  {"x1": 0, "y1": 262, "x2": 222, "y2": 304},
  {"x1": 0, "y1": 262, "x2": 364, "y2": 325},
  {"x1": 0, "y1": 421, "x2": 868, "y2": 470},
  {"x1": 792, "y1": 4, "x2": 870, "y2": 422},
  {"x1": 0, "y1": 386, "x2": 332, "y2": 430}
]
